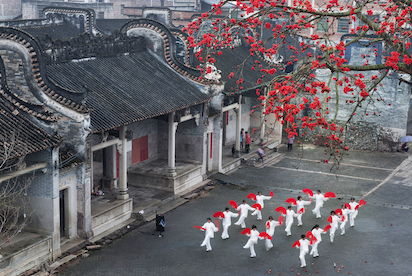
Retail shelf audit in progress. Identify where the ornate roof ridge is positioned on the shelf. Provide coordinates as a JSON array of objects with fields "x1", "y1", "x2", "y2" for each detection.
[
  {"x1": 120, "y1": 18, "x2": 220, "y2": 85},
  {"x1": 43, "y1": 6, "x2": 102, "y2": 36},
  {"x1": 0, "y1": 27, "x2": 90, "y2": 114},
  {"x1": 0, "y1": 57, "x2": 58, "y2": 122}
]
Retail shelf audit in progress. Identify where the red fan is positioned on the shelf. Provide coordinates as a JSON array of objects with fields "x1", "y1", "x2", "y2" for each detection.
[
  {"x1": 193, "y1": 225, "x2": 206, "y2": 231},
  {"x1": 341, "y1": 215, "x2": 345, "y2": 222},
  {"x1": 302, "y1": 188, "x2": 313, "y2": 197},
  {"x1": 306, "y1": 231, "x2": 313, "y2": 239},
  {"x1": 327, "y1": 216, "x2": 332, "y2": 223},
  {"x1": 297, "y1": 208, "x2": 304, "y2": 214},
  {"x1": 214, "y1": 219, "x2": 220, "y2": 232},
  {"x1": 324, "y1": 192, "x2": 336, "y2": 198},
  {"x1": 286, "y1": 198, "x2": 297, "y2": 205},
  {"x1": 247, "y1": 193, "x2": 257, "y2": 201},
  {"x1": 323, "y1": 224, "x2": 331, "y2": 232},
  {"x1": 252, "y1": 203, "x2": 262, "y2": 211},
  {"x1": 310, "y1": 236, "x2": 318, "y2": 245},
  {"x1": 266, "y1": 221, "x2": 271, "y2": 229},
  {"x1": 335, "y1": 208, "x2": 342, "y2": 216},
  {"x1": 229, "y1": 200, "x2": 238, "y2": 209},
  {"x1": 213, "y1": 211, "x2": 225, "y2": 219},
  {"x1": 292, "y1": 240, "x2": 300, "y2": 248},
  {"x1": 345, "y1": 203, "x2": 351, "y2": 209},
  {"x1": 275, "y1": 206, "x2": 287, "y2": 215},
  {"x1": 269, "y1": 191, "x2": 274, "y2": 197},
  {"x1": 359, "y1": 199, "x2": 366, "y2": 206},
  {"x1": 278, "y1": 216, "x2": 284, "y2": 226},
  {"x1": 259, "y1": 232, "x2": 272, "y2": 240},
  {"x1": 354, "y1": 204, "x2": 360, "y2": 210},
  {"x1": 241, "y1": 228, "x2": 251, "y2": 235}
]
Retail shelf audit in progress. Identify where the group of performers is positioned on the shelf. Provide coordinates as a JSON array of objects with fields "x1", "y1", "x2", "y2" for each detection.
[{"x1": 194, "y1": 189, "x2": 366, "y2": 267}]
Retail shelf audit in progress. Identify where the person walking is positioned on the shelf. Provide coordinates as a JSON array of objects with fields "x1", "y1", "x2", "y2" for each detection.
[
  {"x1": 309, "y1": 224, "x2": 326, "y2": 258},
  {"x1": 310, "y1": 190, "x2": 328, "y2": 219},
  {"x1": 251, "y1": 191, "x2": 272, "y2": 220},
  {"x1": 287, "y1": 135, "x2": 295, "y2": 151},
  {"x1": 245, "y1": 131, "x2": 251, "y2": 153},
  {"x1": 257, "y1": 148, "x2": 264, "y2": 163},
  {"x1": 243, "y1": 225, "x2": 262, "y2": 258},
  {"x1": 283, "y1": 206, "x2": 299, "y2": 236},
  {"x1": 296, "y1": 195, "x2": 312, "y2": 226},
  {"x1": 200, "y1": 218, "x2": 218, "y2": 252},
  {"x1": 295, "y1": 234, "x2": 310, "y2": 267},
  {"x1": 240, "y1": 128, "x2": 244, "y2": 149},
  {"x1": 234, "y1": 200, "x2": 255, "y2": 228},
  {"x1": 221, "y1": 207, "x2": 239, "y2": 239},
  {"x1": 265, "y1": 216, "x2": 280, "y2": 250}
]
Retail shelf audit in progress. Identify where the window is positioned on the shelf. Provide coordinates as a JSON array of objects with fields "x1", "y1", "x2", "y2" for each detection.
[
  {"x1": 98, "y1": 12, "x2": 105, "y2": 19},
  {"x1": 317, "y1": 17, "x2": 329, "y2": 32},
  {"x1": 121, "y1": 5, "x2": 125, "y2": 15},
  {"x1": 337, "y1": 18, "x2": 350, "y2": 33}
]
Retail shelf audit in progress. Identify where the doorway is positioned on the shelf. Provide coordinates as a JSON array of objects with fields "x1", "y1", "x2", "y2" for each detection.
[{"x1": 59, "y1": 189, "x2": 68, "y2": 238}]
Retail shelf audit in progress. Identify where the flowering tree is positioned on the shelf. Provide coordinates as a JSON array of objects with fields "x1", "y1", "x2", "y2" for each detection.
[{"x1": 184, "y1": 0, "x2": 412, "y2": 164}]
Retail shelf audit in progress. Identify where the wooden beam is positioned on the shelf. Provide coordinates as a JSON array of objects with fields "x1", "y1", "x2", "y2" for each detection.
[
  {"x1": 0, "y1": 162, "x2": 48, "y2": 183},
  {"x1": 91, "y1": 138, "x2": 121, "y2": 152}
]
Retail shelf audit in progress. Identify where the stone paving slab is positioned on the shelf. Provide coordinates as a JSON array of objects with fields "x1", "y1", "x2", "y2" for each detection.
[
  {"x1": 215, "y1": 166, "x2": 380, "y2": 197},
  {"x1": 365, "y1": 177, "x2": 412, "y2": 208},
  {"x1": 60, "y1": 184, "x2": 411, "y2": 276},
  {"x1": 278, "y1": 144, "x2": 407, "y2": 170}
]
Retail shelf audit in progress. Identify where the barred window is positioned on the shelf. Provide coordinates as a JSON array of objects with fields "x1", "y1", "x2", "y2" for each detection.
[{"x1": 337, "y1": 18, "x2": 350, "y2": 33}]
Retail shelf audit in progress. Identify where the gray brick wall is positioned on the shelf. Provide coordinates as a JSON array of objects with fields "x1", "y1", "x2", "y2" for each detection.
[{"x1": 26, "y1": 149, "x2": 54, "y2": 199}]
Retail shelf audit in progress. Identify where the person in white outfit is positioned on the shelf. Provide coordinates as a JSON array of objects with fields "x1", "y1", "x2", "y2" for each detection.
[
  {"x1": 234, "y1": 200, "x2": 255, "y2": 228},
  {"x1": 340, "y1": 205, "x2": 350, "y2": 235},
  {"x1": 296, "y1": 234, "x2": 310, "y2": 267},
  {"x1": 282, "y1": 206, "x2": 299, "y2": 236},
  {"x1": 296, "y1": 195, "x2": 311, "y2": 226},
  {"x1": 221, "y1": 207, "x2": 239, "y2": 239},
  {"x1": 348, "y1": 198, "x2": 359, "y2": 227},
  {"x1": 329, "y1": 210, "x2": 339, "y2": 243},
  {"x1": 243, "y1": 225, "x2": 262, "y2": 257},
  {"x1": 251, "y1": 191, "x2": 272, "y2": 220},
  {"x1": 265, "y1": 216, "x2": 280, "y2": 250},
  {"x1": 200, "y1": 218, "x2": 218, "y2": 251},
  {"x1": 310, "y1": 190, "x2": 328, "y2": 218},
  {"x1": 309, "y1": 224, "x2": 326, "y2": 257}
]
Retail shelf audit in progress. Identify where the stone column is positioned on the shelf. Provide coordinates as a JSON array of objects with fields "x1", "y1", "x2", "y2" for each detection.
[
  {"x1": 260, "y1": 88, "x2": 267, "y2": 143},
  {"x1": 117, "y1": 126, "x2": 129, "y2": 200},
  {"x1": 51, "y1": 147, "x2": 61, "y2": 260},
  {"x1": 235, "y1": 95, "x2": 242, "y2": 157},
  {"x1": 168, "y1": 112, "x2": 177, "y2": 176}
]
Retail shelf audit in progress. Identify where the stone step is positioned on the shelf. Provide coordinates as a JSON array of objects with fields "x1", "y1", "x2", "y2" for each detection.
[
  {"x1": 50, "y1": 249, "x2": 87, "y2": 272},
  {"x1": 254, "y1": 152, "x2": 283, "y2": 168}
]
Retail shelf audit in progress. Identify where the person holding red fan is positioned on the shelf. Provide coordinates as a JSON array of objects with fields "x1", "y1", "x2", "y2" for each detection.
[{"x1": 200, "y1": 218, "x2": 218, "y2": 252}]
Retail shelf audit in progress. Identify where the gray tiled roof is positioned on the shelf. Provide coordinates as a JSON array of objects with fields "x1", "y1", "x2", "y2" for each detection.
[
  {"x1": 46, "y1": 50, "x2": 211, "y2": 132},
  {"x1": 21, "y1": 23, "x2": 84, "y2": 40}
]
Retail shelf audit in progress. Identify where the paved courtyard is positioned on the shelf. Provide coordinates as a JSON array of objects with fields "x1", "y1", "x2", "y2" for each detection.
[{"x1": 61, "y1": 145, "x2": 412, "y2": 276}]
